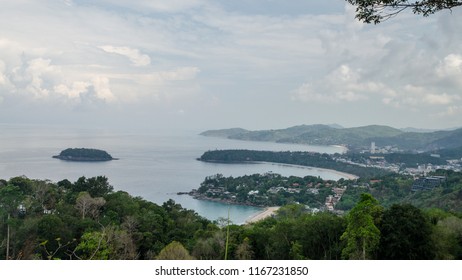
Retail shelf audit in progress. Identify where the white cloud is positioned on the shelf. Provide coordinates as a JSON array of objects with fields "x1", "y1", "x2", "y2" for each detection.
[
  {"x1": 54, "y1": 81, "x2": 90, "y2": 99},
  {"x1": 98, "y1": 0, "x2": 205, "y2": 13},
  {"x1": 0, "y1": 60, "x2": 9, "y2": 86},
  {"x1": 435, "y1": 53, "x2": 462, "y2": 88},
  {"x1": 11, "y1": 58, "x2": 57, "y2": 99},
  {"x1": 0, "y1": 35, "x2": 200, "y2": 106},
  {"x1": 423, "y1": 92, "x2": 460, "y2": 105},
  {"x1": 293, "y1": 64, "x2": 377, "y2": 103},
  {"x1": 92, "y1": 76, "x2": 116, "y2": 102},
  {"x1": 1, "y1": 0, "x2": 462, "y2": 129},
  {"x1": 99, "y1": 45, "x2": 151, "y2": 67},
  {"x1": 434, "y1": 105, "x2": 462, "y2": 118},
  {"x1": 138, "y1": 67, "x2": 200, "y2": 84},
  {"x1": 379, "y1": 84, "x2": 461, "y2": 109},
  {"x1": 440, "y1": 54, "x2": 462, "y2": 73}
]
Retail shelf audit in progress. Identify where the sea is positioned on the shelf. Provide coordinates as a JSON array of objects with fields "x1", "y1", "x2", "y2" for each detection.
[{"x1": 0, "y1": 124, "x2": 346, "y2": 224}]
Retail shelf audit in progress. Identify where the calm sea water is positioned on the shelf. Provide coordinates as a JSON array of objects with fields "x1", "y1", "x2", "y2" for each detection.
[{"x1": 0, "y1": 124, "x2": 345, "y2": 224}]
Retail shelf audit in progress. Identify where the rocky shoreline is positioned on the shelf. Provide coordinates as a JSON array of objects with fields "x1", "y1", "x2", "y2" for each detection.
[{"x1": 52, "y1": 155, "x2": 118, "y2": 162}]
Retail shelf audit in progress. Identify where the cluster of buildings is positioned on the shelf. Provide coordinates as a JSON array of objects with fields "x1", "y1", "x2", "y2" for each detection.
[
  {"x1": 337, "y1": 141, "x2": 462, "y2": 175},
  {"x1": 335, "y1": 155, "x2": 401, "y2": 173},
  {"x1": 267, "y1": 186, "x2": 301, "y2": 194},
  {"x1": 367, "y1": 142, "x2": 402, "y2": 154},
  {"x1": 404, "y1": 161, "x2": 462, "y2": 176},
  {"x1": 325, "y1": 186, "x2": 347, "y2": 212},
  {"x1": 411, "y1": 176, "x2": 446, "y2": 192}
]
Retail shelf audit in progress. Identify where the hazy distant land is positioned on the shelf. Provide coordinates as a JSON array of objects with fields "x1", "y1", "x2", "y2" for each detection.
[{"x1": 201, "y1": 124, "x2": 462, "y2": 152}]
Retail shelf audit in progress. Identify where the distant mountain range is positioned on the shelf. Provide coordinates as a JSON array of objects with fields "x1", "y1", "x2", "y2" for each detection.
[{"x1": 200, "y1": 124, "x2": 462, "y2": 152}]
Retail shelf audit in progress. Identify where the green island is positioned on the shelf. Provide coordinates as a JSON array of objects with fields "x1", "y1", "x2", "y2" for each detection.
[
  {"x1": 53, "y1": 148, "x2": 116, "y2": 162},
  {"x1": 1, "y1": 173, "x2": 462, "y2": 260}
]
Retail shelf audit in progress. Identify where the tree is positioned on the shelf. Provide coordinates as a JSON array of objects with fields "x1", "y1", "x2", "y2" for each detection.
[
  {"x1": 346, "y1": 0, "x2": 462, "y2": 23},
  {"x1": 378, "y1": 204, "x2": 434, "y2": 259},
  {"x1": 74, "y1": 231, "x2": 110, "y2": 260},
  {"x1": 297, "y1": 213, "x2": 346, "y2": 260},
  {"x1": 432, "y1": 216, "x2": 462, "y2": 259},
  {"x1": 192, "y1": 231, "x2": 225, "y2": 260},
  {"x1": 156, "y1": 241, "x2": 194, "y2": 260},
  {"x1": 235, "y1": 237, "x2": 254, "y2": 260},
  {"x1": 341, "y1": 193, "x2": 382, "y2": 259},
  {"x1": 75, "y1": 192, "x2": 106, "y2": 220},
  {"x1": 37, "y1": 215, "x2": 72, "y2": 259},
  {"x1": 73, "y1": 176, "x2": 113, "y2": 197},
  {"x1": 0, "y1": 185, "x2": 25, "y2": 259},
  {"x1": 289, "y1": 241, "x2": 305, "y2": 260}
]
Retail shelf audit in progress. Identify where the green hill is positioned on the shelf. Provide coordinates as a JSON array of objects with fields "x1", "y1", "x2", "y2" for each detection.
[{"x1": 201, "y1": 125, "x2": 462, "y2": 152}]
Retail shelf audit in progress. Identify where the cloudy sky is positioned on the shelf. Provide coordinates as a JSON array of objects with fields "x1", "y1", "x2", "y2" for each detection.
[{"x1": 1, "y1": 0, "x2": 461, "y2": 131}]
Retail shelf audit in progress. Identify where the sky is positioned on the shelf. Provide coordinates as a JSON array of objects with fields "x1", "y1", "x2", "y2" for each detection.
[{"x1": 0, "y1": 0, "x2": 461, "y2": 131}]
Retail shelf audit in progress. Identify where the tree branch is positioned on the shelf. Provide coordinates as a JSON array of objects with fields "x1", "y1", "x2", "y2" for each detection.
[{"x1": 347, "y1": 0, "x2": 462, "y2": 23}]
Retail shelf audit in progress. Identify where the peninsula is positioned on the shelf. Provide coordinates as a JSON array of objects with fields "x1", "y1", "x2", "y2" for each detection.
[
  {"x1": 200, "y1": 124, "x2": 462, "y2": 152},
  {"x1": 53, "y1": 148, "x2": 116, "y2": 161}
]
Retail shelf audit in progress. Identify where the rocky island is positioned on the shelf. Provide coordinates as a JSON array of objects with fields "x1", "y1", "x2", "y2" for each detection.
[{"x1": 53, "y1": 148, "x2": 117, "y2": 161}]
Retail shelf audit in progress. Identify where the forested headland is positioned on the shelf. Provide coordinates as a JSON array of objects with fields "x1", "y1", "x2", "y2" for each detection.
[
  {"x1": 198, "y1": 149, "x2": 389, "y2": 178},
  {"x1": 193, "y1": 169, "x2": 462, "y2": 213},
  {"x1": 1, "y1": 173, "x2": 462, "y2": 260}
]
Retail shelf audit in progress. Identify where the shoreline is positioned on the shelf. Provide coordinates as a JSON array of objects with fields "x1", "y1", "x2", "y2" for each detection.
[
  {"x1": 245, "y1": 206, "x2": 280, "y2": 224},
  {"x1": 190, "y1": 194, "x2": 265, "y2": 208},
  {"x1": 259, "y1": 161, "x2": 359, "y2": 180},
  {"x1": 198, "y1": 159, "x2": 359, "y2": 180}
]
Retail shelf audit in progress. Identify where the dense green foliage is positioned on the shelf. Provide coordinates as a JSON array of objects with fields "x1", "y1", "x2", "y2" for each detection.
[
  {"x1": 245, "y1": 206, "x2": 346, "y2": 260},
  {"x1": 378, "y1": 204, "x2": 434, "y2": 259},
  {"x1": 53, "y1": 148, "x2": 114, "y2": 161},
  {"x1": 341, "y1": 194, "x2": 382, "y2": 259},
  {"x1": 337, "y1": 170, "x2": 462, "y2": 212},
  {"x1": 403, "y1": 170, "x2": 462, "y2": 211},
  {"x1": 0, "y1": 176, "x2": 211, "y2": 260},
  {"x1": 436, "y1": 146, "x2": 462, "y2": 160},
  {"x1": 199, "y1": 149, "x2": 389, "y2": 178},
  {"x1": 196, "y1": 169, "x2": 462, "y2": 214},
  {"x1": 2, "y1": 173, "x2": 462, "y2": 260},
  {"x1": 383, "y1": 153, "x2": 447, "y2": 166},
  {"x1": 237, "y1": 201, "x2": 462, "y2": 260}
]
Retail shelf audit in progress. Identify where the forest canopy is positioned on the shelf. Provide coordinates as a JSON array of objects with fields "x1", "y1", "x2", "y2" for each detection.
[{"x1": 1, "y1": 173, "x2": 462, "y2": 260}]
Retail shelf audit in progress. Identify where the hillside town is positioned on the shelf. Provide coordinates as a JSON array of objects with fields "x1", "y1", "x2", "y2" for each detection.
[{"x1": 334, "y1": 142, "x2": 462, "y2": 175}]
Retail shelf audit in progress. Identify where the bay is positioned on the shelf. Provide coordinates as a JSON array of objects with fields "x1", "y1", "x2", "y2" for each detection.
[{"x1": 0, "y1": 124, "x2": 346, "y2": 224}]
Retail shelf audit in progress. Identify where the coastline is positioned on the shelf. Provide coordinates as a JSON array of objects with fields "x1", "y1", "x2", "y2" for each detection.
[
  {"x1": 198, "y1": 159, "x2": 359, "y2": 180},
  {"x1": 245, "y1": 206, "x2": 280, "y2": 224},
  {"x1": 257, "y1": 161, "x2": 359, "y2": 180},
  {"x1": 189, "y1": 193, "x2": 265, "y2": 208}
]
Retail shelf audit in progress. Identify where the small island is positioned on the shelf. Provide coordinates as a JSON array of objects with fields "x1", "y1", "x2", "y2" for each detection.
[{"x1": 53, "y1": 148, "x2": 117, "y2": 162}]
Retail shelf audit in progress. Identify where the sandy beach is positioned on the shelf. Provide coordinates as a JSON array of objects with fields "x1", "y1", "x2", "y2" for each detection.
[
  {"x1": 245, "y1": 206, "x2": 280, "y2": 224},
  {"x1": 260, "y1": 161, "x2": 359, "y2": 180}
]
